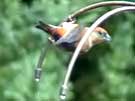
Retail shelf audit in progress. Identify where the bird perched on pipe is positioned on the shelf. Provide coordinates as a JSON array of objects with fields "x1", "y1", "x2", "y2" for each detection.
[{"x1": 36, "y1": 21, "x2": 111, "y2": 53}]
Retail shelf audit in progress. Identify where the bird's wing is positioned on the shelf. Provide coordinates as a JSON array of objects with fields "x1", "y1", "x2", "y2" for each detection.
[{"x1": 55, "y1": 26, "x2": 83, "y2": 44}]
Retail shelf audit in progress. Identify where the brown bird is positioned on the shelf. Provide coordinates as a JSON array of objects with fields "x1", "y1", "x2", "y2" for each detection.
[
  {"x1": 34, "y1": 21, "x2": 112, "y2": 82},
  {"x1": 36, "y1": 21, "x2": 111, "y2": 53}
]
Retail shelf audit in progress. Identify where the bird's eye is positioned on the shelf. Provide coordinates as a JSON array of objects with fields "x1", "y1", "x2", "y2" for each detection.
[
  {"x1": 99, "y1": 32, "x2": 106, "y2": 37},
  {"x1": 99, "y1": 32, "x2": 105, "y2": 36},
  {"x1": 99, "y1": 32, "x2": 103, "y2": 35}
]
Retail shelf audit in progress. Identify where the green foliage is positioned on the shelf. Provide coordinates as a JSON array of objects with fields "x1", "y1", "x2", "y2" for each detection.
[{"x1": 0, "y1": 0, "x2": 135, "y2": 101}]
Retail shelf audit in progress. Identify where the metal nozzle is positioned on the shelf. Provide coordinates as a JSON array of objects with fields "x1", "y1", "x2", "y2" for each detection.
[
  {"x1": 59, "y1": 85, "x2": 68, "y2": 101},
  {"x1": 34, "y1": 68, "x2": 42, "y2": 82}
]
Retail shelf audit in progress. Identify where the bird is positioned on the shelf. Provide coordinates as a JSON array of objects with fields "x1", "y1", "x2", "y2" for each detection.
[
  {"x1": 36, "y1": 21, "x2": 111, "y2": 53},
  {"x1": 34, "y1": 21, "x2": 111, "y2": 82}
]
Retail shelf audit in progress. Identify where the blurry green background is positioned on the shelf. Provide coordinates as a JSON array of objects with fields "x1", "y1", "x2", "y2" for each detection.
[{"x1": 0, "y1": 0, "x2": 135, "y2": 101}]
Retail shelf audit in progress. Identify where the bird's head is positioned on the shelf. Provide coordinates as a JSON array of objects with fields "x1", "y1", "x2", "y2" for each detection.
[{"x1": 90, "y1": 27, "x2": 111, "y2": 45}]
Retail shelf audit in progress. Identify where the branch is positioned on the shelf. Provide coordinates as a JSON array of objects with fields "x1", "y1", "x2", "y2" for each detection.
[
  {"x1": 60, "y1": 6, "x2": 135, "y2": 100},
  {"x1": 64, "y1": 1, "x2": 135, "y2": 22}
]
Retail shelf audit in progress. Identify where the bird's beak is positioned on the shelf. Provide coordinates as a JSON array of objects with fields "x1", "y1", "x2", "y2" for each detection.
[{"x1": 104, "y1": 33, "x2": 112, "y2": 42}]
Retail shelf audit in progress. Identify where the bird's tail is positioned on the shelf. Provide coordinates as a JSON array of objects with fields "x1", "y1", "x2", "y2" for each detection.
[{"x1": 35, "y1": 21, "x2": 55, "y2": 34}]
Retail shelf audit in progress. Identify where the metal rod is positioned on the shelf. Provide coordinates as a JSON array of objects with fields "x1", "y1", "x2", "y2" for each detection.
[
  {"x1": 34, "y1": 41, "x2": 50, "y2": 82},
  {"x1": 65, "y1": 1, "x2": 135, "y2": 22}
]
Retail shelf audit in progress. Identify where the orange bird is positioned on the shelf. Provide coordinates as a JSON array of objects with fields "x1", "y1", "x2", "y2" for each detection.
[{"x1": 36, "y1": 21, "x2": 111, "y2": 53}]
